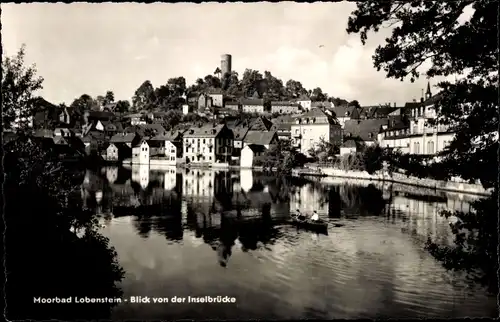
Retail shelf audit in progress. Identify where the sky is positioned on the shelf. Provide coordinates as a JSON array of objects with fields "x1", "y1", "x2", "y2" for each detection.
[{"x1": 2, "y1": 2, "x2": 471, "y2": 106}]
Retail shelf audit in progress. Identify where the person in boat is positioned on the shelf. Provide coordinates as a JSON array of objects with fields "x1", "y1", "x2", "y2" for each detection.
[
  {"x1": 296, "y1": 209, "x2": 307, "y2": 221},
  {"x1": 310, "y1": 211, "x2": 319, "y2": 222}
]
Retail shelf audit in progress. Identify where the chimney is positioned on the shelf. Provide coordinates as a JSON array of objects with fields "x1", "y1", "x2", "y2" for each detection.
[
  {"x1": 420, "y1": 97, "x2": 424, "y2": 103},
  {"x1": 413, "y1": 99, "x2": 417, "y2": 103},
  {"x1": 393, "y1": 102, "x2": 396, "y2": 108}
]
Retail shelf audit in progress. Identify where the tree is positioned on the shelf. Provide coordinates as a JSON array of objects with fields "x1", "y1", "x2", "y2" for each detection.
[
  {"x1": 95, "y1": 95, "x2": 106, "y2": 110},
  {"x1": 132, "y1": 80, "x2": 155, "y2": 112},
  {"x1": 203, "y1": 75, "x2": 222, "y2": 89},
  {"x1": 346, "y1": 0, "x2": 497, "y2": 189},
  {"x1": 214, "y1": 67, "x2": 222, "y2": 79},
  {"x1": 285, "y1": 79, "x2": 307, "y2": 99},
  {"x1": 69, "y1": 94, "x2": 98, "y2": 128},
  {"x1": 311, "y1": 87, "x2": 327, "y2": 102},
  {"x1": 167, "y1": 77, "x2": 187, "y2": 98},
  {"x1": 348, "y1": 100, "x2": 361, "y2": 109},
  {"x1": 114, "y1": 100, "x2": 131, "y2": 113},
  {"x1": 241, "y1": 69, "x2": 264, "y2": 97},
  {"x1": 263, "y1": 71, "x2": 285, "y2": 101},
  {"x1": 347, "y1": 0, "x2": 498, "y2": 294},
  {"x1": 104, "y1": 91, "x2": 115, "y2": 105},
  {"x1": 4, "y1": 135, "x2": 124, "y2": 320},
  {"x1": 2, "y1": 44, "x2": 44, "y2": 130}
]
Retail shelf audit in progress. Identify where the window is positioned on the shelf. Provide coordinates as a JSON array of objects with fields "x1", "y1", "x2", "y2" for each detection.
[
  {"x1": 209, "y1": 156, "x2": 212, "y2": 161},
  {"x1": 203, "y1": 139, "x2": 205, "y2": 144}
]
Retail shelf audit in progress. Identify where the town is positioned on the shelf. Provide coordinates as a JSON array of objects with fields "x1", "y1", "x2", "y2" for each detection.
[{"x1": 6, "y1": 53, "x2": 452, "y2": 171}]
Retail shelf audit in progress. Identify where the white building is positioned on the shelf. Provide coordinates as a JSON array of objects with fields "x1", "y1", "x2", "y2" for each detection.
[
  {"x1": 241, "y1": 99, "x2": 265, "y2": 114},
  {"x1": 407, "y1": 94, "x2": 454, "y2": 155},
  {"x1": 270, "y1": 101, "x2": 300, "y2": 114},
  {"x1": 295, "y1": 95, "x2": 312, "y2": 111},
  {"x1": 240, "y1": 144, "x2": 266, "y2": 168},
  {"x1": 132, "y1": 139, "x2": 150, "y2": 164},
  {"x1": 291, "y1": 108, "x2": 342, "y2": 156},
  {"x1": 183, "y1": 124, "x2": 233, "y2": 164}
]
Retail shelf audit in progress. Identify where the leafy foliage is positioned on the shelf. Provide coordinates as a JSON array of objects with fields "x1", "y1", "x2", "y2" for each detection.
[
  {"x1": 2, "y1": 44, "x2": 44, "y2": 130},
  {"x1": 346, "y1": 0, "x2": 498, "y2": 189},
  {"x1": 4, "y1": 131, "x2": 124, "y2": 321},
  {"x1": 347, "y1": 1, "x2": 498, "y2": 293}
]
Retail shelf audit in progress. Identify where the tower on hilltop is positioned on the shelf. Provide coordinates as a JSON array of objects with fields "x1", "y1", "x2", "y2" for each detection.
[{"x1": 221, "y1": 54, "x2": 232, "y2": 78}]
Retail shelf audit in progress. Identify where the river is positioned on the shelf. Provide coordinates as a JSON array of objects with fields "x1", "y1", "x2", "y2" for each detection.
[{"x1": 81, "y1": 165, "x2": 497, "y2": 319}]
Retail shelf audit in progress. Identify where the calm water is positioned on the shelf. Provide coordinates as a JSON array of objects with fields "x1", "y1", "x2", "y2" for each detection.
[{"x1": 82, "y1": 165, "x2": 497, "y2": 319}]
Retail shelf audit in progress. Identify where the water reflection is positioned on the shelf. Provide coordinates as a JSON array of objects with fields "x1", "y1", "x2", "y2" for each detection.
[{"x1": 81, "y1": 166, "x2": 496, "y2": 319}]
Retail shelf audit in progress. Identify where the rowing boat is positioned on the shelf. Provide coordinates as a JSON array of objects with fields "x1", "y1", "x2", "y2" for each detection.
[{"x1": 290, "y1": 214, "x2": 328, "y2": 233}]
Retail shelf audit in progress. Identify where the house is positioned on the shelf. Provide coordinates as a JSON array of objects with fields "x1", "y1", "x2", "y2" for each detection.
[
  {"x1": 182, "y1": 104, "x2": 190, "y2": 115},
  {"x1": 82, "y1": 131, "x2": 106, "y2": 155},
  {"x1": 232, "y1": 125, "x2": 250, "y2": 156},
  {"x1": 104, "y1": 122, "x2": 123, "y2": 138},
  {"x1": 224, "y1": 100, "x2": 241, "y2": 111},
  {"x1": 241, "y1": 99, "x2": 265, "y2": 114},
  {"x1": 58, "y1": 106, "x2": 71, "y2": 125},
  {"x1": 407, "y1": 91, "x2": 454, "y2": 155},
  {"x1": 54, "y1": 127, "x2": 73, "y2": 137},
  {"x1": 198, "y1": 93, "x2": 213, "y2": 113},
  {"x1": 243, "y1": 130, "x2": 279, "y2": 149},
  {"x1": 249, "y1": 116, "x2": 273, "y2": 131},
  {"x1": 340, "y1": 139, "x2": 365, "y2": 156},
  {"x1": 106, "y1": 142, "x2": 132, "y2": 162},
  {"x1": 343, "y1": 118, "x2": 389, "y2": 147},
  {"x1": 183, "y1": 124, "x2": 234, "y2": 164},
  {"x1": 295, "y1": 94, "x2": 312, "y2": 111},
  {"x1": 110, "y1": 132, "x2": 142, "y2": 148},
  {"x1": 311, "y1": 101, "x2": 334, "y2": 109},
  {"x1": 327, "y1": 105, "x2": 357, "y2": 128},
  {"x1": 271, "y1": 115, "x2": 295, "y2": 140},
  {"x1": 360, "y1": 105, "x2": 398, "y2": 119},
  {"x1": 32, "y1": 97, "x2": 60, "y2": 129},
  {"x1": 207, "y1": 88, "x2": 224, "y2": 107},
  {"x1": 270, "y1": 101, "x2": 300, "y2": 114},
  {"x1": 147, "y1": 136, "x2": 167, "y2": 157},
  {"x1": 241, "y1": 144, "x2": 267, "y2": 168},
  {"x1": 87, "y1": 110, "x2": 115, "y2": 123},
  {"x1": 132, "y1": 139, "x2": 150, "y2": 164},
  {"x1": 377, "y1": 116, "x2": 411, "y2": 153},
  {"x1": 161, "y1": 131, "x2": 184, "y2": 164},
  {"x1": 291, "y1": 108, "x2": 343, "y2": 156},
  {"x1": 138, "y1": 123, "x2": 166, "y2": 137},
  {"x1": 33, "y1": 129, "x2": 54, "y2": 139},
  {"x1": 123, "y1": 113, "x2": 146, "y2": 126}
]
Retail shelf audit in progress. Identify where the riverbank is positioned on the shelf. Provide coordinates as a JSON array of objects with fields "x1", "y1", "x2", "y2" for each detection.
[{"x1": 292, "y1": 167, "x2": 492, "y2": 197}]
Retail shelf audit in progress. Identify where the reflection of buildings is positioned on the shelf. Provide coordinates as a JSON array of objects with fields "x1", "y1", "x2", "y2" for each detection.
[
  {"x1": 182, "y1": 169, "x2": 233, "y2": 213},
  {"x1": 163, "y1": 167, "x2": 177, "y2": 191},
  {"x1": 105, "y1": 167, "x2": 119, "y2": 184},
  {"x1": 240, "y1": 169, "x2": 253, "y2": 192},
  {"x1": 387, "y1": 192, "x2": 473, "y2": 246},
  {"x1": 131, "y1": 164, "x2": 150, "y2": 189},
  {"x1": 290, "y1": 183, "x2": 335, "y2": 217}
]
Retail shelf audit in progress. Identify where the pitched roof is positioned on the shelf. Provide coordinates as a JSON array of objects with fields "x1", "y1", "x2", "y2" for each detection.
[
  {"x1": 298, "y1": 108, "x2": 339, "y2": 125},
  {"x1": 53, "y1": 136, "x2": 68, "y2": 145},
  {"x1": 244, "y1": 130, "x2": 277, "y2": 145},
  {"x1": 382, "y1": 115, "x2": 410, "y2": 132},
  {"x1": 241, "y1": 98, "x2": 264, "y2": 106},
  {"x1": 110, "y1": 133, "x2": 138, "y2": 143},
  {"x1": 123, "y1": 113, "x2": 144, "y2": 119},
  {"x1": 138, "y1": 123, "x2": 166, "y2": 134},
  {"x1": 271, "y1": 101, "x2": 299, "y2": 106},
  {"x1": 250, "y1": 116, "x2": 273, "y2": 131},
  {"x1": 246, "y1": 144, "x2": 267, "y2": 153},
  {"x1": 423, "y1": 93, "x2": 444, "y2": 106},
  {"x1": 327, "y1": 105, "x2": 357, "y2": 118},
  {"x1": 361, "y1": 106, "x2": 398, "y2": 119},
  {"x1": 311, "y1": 101, "x2": 333, "y2": 108},
  {"x1": 343, "y1": 119, "x2": 389, "y2": 142},
  {"x1": 88, "y1": 111, "x2": 115, "y2": 120},
  {"x1": 33, "y1": 129, "x2": 54, "y2": 138},
  {"x1": 184, "y1": 124, "x2": 229, "y2": 138},
  {"x1": 342, "y1": 139, "x2": 364, "y2": 149},
  {"x1": 207, "y1": 88, "x2": 223, "y2": 95},
  {"x1": 149, "y1": 130, "x2": 182, "y2": 142},
  {"x1": 232, "y1": 126, "x2": 250, "y2": 140},
  {"x1": 297, "y1": 94, "x2": 310, "y2": 101}
]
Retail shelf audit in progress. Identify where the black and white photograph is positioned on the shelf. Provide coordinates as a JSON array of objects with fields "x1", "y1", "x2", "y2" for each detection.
[{"x1": 2, "y1": 1, "x2": 498, "y2": 320}]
